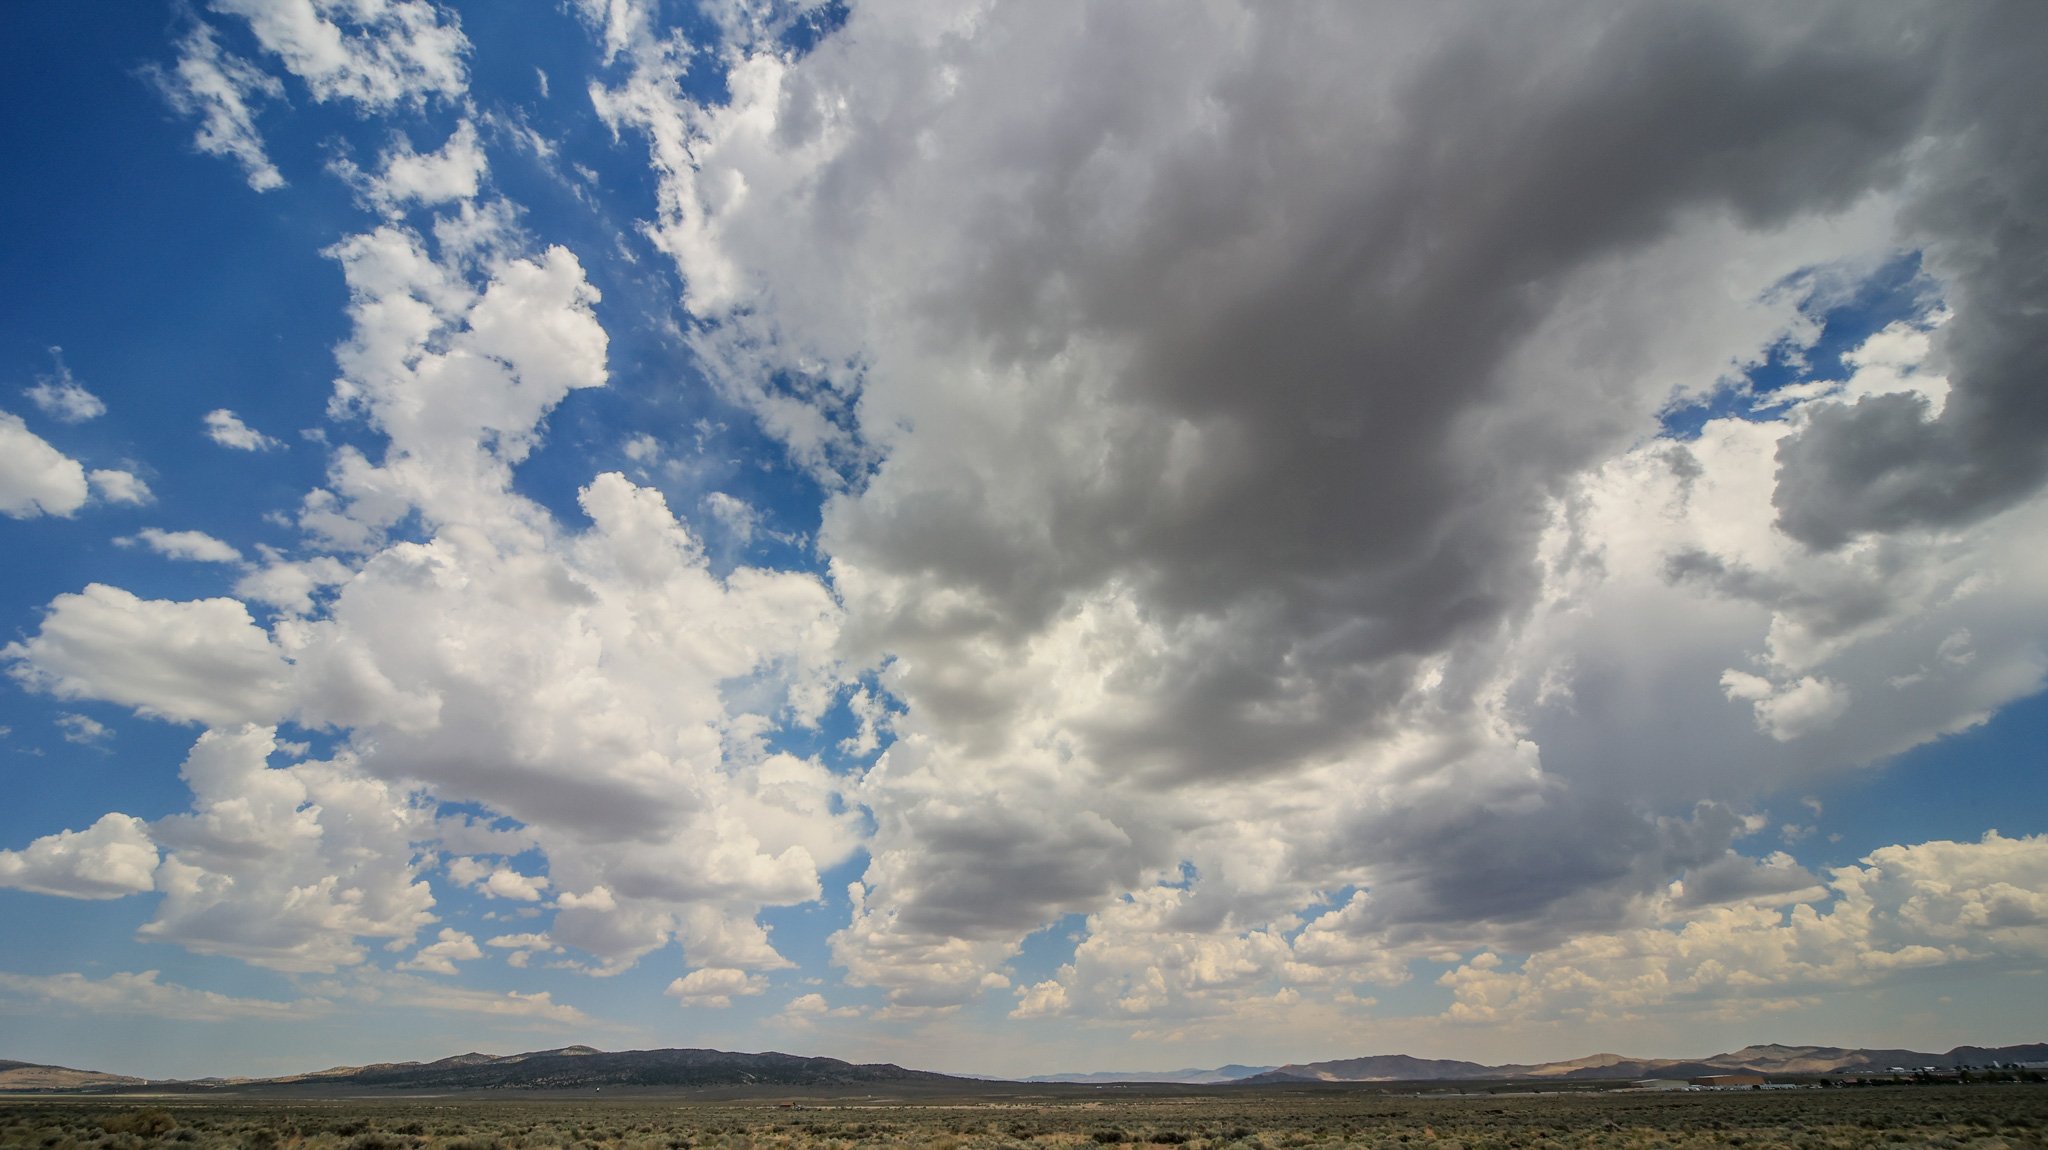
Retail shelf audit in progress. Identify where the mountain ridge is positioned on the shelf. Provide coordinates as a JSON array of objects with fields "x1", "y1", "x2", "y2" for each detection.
[
  {"x1": 1245, "y1": 1042, "x2": 2048, "y2": 1084},
  {"x1": 6, "y1": 1041, "x2": 2044, "y2": 1094}
]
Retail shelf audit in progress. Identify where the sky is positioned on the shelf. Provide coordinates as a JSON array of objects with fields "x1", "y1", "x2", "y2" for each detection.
[{"x1": 1, "y1": 0, "x2": 2045, "y2": 1082}]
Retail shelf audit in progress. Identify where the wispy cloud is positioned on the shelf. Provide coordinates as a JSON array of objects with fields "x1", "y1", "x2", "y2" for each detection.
[{"x1": 203, "y1": 409, "x2": 284, "y2": 451}]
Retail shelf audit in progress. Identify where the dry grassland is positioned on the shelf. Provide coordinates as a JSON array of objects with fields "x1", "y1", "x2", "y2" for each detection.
[{"x1": 5, "y1": 1086, "x2": 2045, "y2": 1150}]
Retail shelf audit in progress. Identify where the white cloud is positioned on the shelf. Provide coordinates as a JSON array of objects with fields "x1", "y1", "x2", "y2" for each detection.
[
  {"x1": 1, "y1": 204, "x2": 862, "y2": 986},
  {"x1": 150, "y1": 21, "x2": 287, "y2": 192},
  {"x1": 144, "y1": 725, "x2": 436, "y2": 972},
  {"x1": 338, "y1": 118, "x2": 487, "y2": 214},
  {"x1": 56, "y1": 713, "x2": 111, "y2": 745},
  {"x1": 0, "y1": 813, "x2": 158, "y2": 899},
  {"x1": 0, "y1": 411, "x2": 89, "y2": 519},
  {"x1": 399, "y1": 927, "x2": 483, "y2": 974},
  {"x1": 449, "y1": 858, "x2": 550, "y2": 902},
  {"x1": 4, "y1": 584, "x2": 292, "y2": 728},
  {"x1": 234, "y1": 554, "x2": 352, "y2": 615},
  {"x1": 584, "y1": 0, "x2": 2048, "y2": 1015},
  {"x1": 204, "y1": 408, "x2": 285, "y2": 451},
  {"x1": 664, "y1": 965, "x2": 766, "y2": 1008},
  {"x1": 0, "y1": 969, "x2": 311, "y2": 1021},
  {"x1": 1009, "y1": 979, "x2": 1068, "y2": 1020},
  {"x1": 1722, "y1": 671, "x2": 1852, "y2": 742},
  {"x1": 485, "y1": 931, "x2": 561, "y2": 969},
  {"x1": 210, "y1": 0, "x2": 468, "y2": 110},
  {"x1": 773, "y1": 990, "x2": 862, "y2": 1027},
  {"x1": 119, "y1": 528, "x2": 245, "y2": 565},
  {"x1": 88, "y1": 470, "x2": 154, "y2": 506},
  {"x1": 23, "y1": 352, "x2": 105, "y2": 422},
  {"x1": 1439, "y1": 832, "x2": 2048, "y2": 1024},
  {"x1": 700, "y1": 491, "x2": 756, "y2": 543}
]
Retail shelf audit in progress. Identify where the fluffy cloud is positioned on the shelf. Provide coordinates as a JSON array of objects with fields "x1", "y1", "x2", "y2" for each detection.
[
  {"x1": 448, "y1": 857, "x2": 549, "y2": 901},
  {"x1": 88, "y1": 470, "x2": 154, "y2": 506},
  {"x1": 0, "y1": 412, "x2": 90, "y2": 518},
  {"x1": 210, "y1": 0, "x2": 469, "y2": 111},
  {"x1": 665, "y1": 965, "x2": 767, "y2": 1008},
  {"x1": 337, "y1": 118, "x2": 487, "y2": 214},
  {"x1": 149, "y1": 21, "x2": 286, "y2": 192},
  {"x1": 23, "y1": 353, "x2": 105, "y2": 423},
  {"x1": 119, "y1": 528, "x2": 246, "y2": 565},
  {"x1": 1771, "y1": 6, "x2": 2048, "y2": 548},
  {"x1": 399, "y1": 927, "x2": 483, "y2": 974},
  {"x1": 204, "y1": 408, "x2": 285, "y2": 451},
  {"x1": 1440, "y1": 833, "x2": 2048, "y2": 1023},
  {"x1": 6, "y1": 191, "x2": 859, "y2": 984},
  {"x1": 4, "y1": 585, "x2": 292, "y2": 727},
  {"x1": 586, "y1": 0, "x2": 2048, "y2": 1012},
  {"x1": 0, "y1": 813, "x2": 158, "y2": 899},
  {"x1": 142, "y1": 725, "x2": 435, "y2": 972}
]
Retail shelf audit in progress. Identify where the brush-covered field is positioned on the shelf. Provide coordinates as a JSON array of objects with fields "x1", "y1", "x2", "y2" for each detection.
[{"x1": 4, "y1": 1087, "x2": 2044, "y2": 1150}]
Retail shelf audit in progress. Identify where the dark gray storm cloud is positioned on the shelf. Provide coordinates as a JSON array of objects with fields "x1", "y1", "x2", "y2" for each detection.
[
  {"x1": 599, "y1": 0, "x2": 2046, "y2": 999},
  {"x1": 823, "y1": 1, "x2": 1943, "y2": 786},
  {"x1": 1776, "y1": 3, "x2": 2048, "y2": 548}
]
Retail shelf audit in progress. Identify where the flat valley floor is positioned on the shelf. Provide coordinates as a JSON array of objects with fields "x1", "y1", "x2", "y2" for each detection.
[{"x1": 5, "y1": 1085, "x2": 2045, "y2": 1150}]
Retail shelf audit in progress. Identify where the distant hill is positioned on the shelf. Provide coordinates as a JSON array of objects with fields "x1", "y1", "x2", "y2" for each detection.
[
  {"x1": 1022, "y1": 1065, "x2": 1276, "y2": 1085},
  {"x1": 12, "y1": 1040, "x2": 2045, "y2": 1096},
  {"x1": 1242, "y1": 1043, "x2": 2048, "y2": 1084},
  {"x1": 0, "y1": 1060, "x2": 147, "y2": 1092},
  {"x1": 182, "y1": 1046, "x2": 969, "y2": 1093}
]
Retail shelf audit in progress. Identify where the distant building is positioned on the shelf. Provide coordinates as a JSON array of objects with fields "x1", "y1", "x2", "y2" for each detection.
[{"x1": 1691, "y1": 1073, "x2": 1766, "y2": 1088}]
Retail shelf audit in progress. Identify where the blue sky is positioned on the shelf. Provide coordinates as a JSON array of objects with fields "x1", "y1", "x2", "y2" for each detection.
[{"x1": 2, "y1": 1, "x2": 2045, "y2": 1081}]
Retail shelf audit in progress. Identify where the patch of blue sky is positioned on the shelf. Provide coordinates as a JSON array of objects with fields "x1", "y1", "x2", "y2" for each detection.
[
  {"x1": 757, "y1": 852, "x2": 867, "y2": 970},
  {"x1": 1658, "y1": 252, "x2": 1936, "y2": 440},
  {"x1": 1278, "y1": 884, "x2": 1358, "y2": 944},
  {"x1": 1008, "y1": 912, "x2": 1089, "y2": 985},
  {"x1": 778, "y1": 1, "x2": 852, "y2": 58},
  {"x1": 1786, "y1": 690, "x2": 2048, "y2": 872}
]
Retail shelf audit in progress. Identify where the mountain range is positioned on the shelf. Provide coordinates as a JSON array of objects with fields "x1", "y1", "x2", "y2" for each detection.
[
  {"x1": 0, "y1": 1060, "x2": 147, "y2": 1092},
  {"x1": 1242, "y1": 1043, "x2": 2048, "y2": 1084},
  {"x1": 3, "y1": 1041, "x2": 2043, "y2": 1094}
]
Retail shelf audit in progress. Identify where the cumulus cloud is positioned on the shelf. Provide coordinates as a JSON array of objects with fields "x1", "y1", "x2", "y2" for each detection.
[
  {"x1": 0, "y1": 813, "x2": 158, "y2": 899},
  {"x1": 0, "y1": 969, "x2": 311, "y2": 1021},
  {"x1": 583, "y1": 0, "x2": 2048, "y2": 1014},
  {"x1": 3, "y1": 190, "x2": 862, "y2": 985},
  {"x1": 119, "y1": 528, "x2": 246, "y2": 565},
  {"x1": 1772, "y1": 6, "x2": 2048, "y2": 549},
  {"x1": 143, "y1": 725, "x2": 435, "y2": 972},
  {"x1": 665, "y1": 966, "x2": 767, "y2": 1008},
  {"x1": 233, "y1": 554, "x2": 352, "y2": 615},
  {"x1": 337, "y1": 118, "x2": 487, "y2": 214},
  {"x1": 204, "y1": 408, "x2": 285, "y2": 451},
  {"x1": 210, "y1": 0, "x2": 469, "y2": 111},
  {"x1": 88, "y1": 469, "x2": 153, "y2": 506},
  {"x1": 148, "y1": 21, "x2": 287, "y2": 192},
  {"x1": 399, "y1": 927, "x2": 483, "y2": 974},
  {"x1": 448, "y1": 857, "x2": 549, "y2": 901},
  {"x1": 774, "y1": 990, "x2": 862, "y2": 1027},
  {"x1": 4, "y1": 585, "x2": 292, "y2": 727},
  {"x1": 1440, "y1": 833, "x2": 2048, "y2": 1023},
  {"x1": 0, "y1": 412, "x2": 90, "y2": 518},
  {"x1": 23, "y1": 351, "x2": 105, "y2": 422},
  {"x1": 11, "y1": 0, "x2": 2044, "y2": 1051}
]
